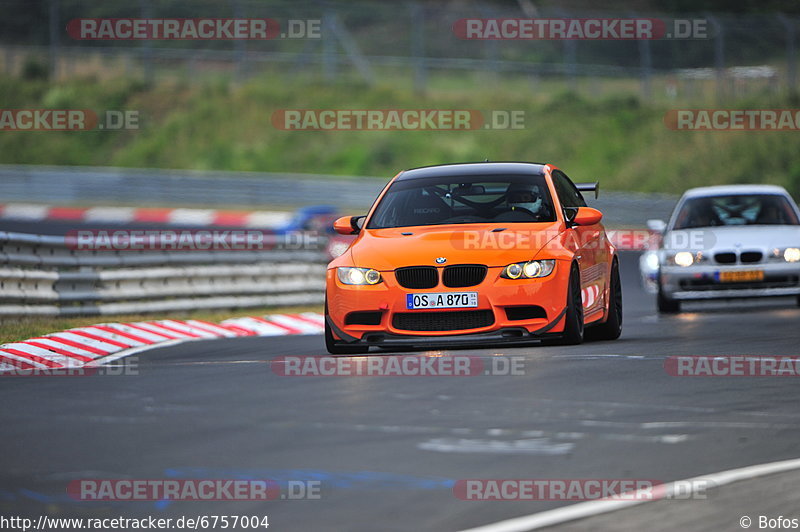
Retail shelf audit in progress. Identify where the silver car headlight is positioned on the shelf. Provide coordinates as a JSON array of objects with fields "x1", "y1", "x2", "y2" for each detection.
[
  {"x1": 673, "y1": 251, "x2": 694, "y2": 267},
  {"x1": 769, "y1": 248, "x2": 800, "y2": 263},
  {"x1": 337, "y1": 267, "x2": 382, "y2": 285},
  {"x1": 784, "y1": 247, "x2": 800, "y2": 263},
  {"x1": 644, "y1": 252, "x2": 660, "y2": 271},
  {"x1": 667, "y1": 251, "x2": 707, "y2": 267}
]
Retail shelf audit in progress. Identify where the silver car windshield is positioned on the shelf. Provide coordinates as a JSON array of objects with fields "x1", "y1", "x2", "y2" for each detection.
[{"x1": 673, "y1": 194, "x2": 800, "y2": 229}]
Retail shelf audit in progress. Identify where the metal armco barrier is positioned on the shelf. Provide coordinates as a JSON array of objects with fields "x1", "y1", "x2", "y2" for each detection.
[
  {"x1": 0, "y1": 231, "x2": 327, "y2": 316},
  {"x1": 0, "y1": 165, "x2": 385, "y2": 210}
]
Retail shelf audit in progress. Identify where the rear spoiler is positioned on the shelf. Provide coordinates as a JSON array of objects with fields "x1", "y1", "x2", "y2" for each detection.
[{"x1": 575, "y1": 182, "x2": 600, "y2": 199}]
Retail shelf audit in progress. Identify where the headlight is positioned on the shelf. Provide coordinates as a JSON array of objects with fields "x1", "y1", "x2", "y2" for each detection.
[
  {"x1": 505, "y1": 263, "x2": 523, "y2": 279},
  {"x1": 644, "y1": 252, "x2": 660, "y2": 271},
  {"x1": 673, "y1": 251, "x2": 695, "y2": 267},
  {"x1": 337, "y1": 267, "x2": 382, "y2": 285},
  {"x1": 501, "y1": 259, "x2": 555, "y2": 279},
  {"x1": 769, "y1": 247, "x2": 800, "y2": 263},
  {"x1": 667, "y1": 251, "x2": 706, "y2": 266}
]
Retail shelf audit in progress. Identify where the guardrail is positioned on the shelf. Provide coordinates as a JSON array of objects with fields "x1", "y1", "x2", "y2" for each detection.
[
  {"x1": 0, "y1": 165, "x2": 677, "y2": 228},
  {"x1": 0, "y1": 231, "x2": 327, "y2": 316},
  {"x1": 0, "y1": 165, "x2": 385, "y2": 210}
]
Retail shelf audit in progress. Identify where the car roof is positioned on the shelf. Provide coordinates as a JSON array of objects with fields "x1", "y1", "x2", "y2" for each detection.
[
  {"x1": 397, "y1": 162, "x2": 547, "y2": 181},
  {"x1": 682, "y1": 184, "x2": 790, "y2": 198}
]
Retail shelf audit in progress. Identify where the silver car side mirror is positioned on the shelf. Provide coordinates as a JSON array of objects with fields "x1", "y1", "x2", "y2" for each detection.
[{"x1": 647, "y1": 219, "x2": 667, "y2": 233}]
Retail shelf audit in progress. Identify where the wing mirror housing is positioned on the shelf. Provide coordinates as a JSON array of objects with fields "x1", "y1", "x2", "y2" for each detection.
[
  {"x1": 646, "y1": 219, "x2": 667, "y2": 234},
  {"x1": 333, "y1": 215, "x2": 366, "y2": 235},
  {"x1": 570, "y1": 207, "x2": 603, "y2": 226}
]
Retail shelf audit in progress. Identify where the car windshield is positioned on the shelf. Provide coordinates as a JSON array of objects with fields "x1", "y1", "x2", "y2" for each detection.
[
  {"x1": 672, "y1": 194, "x2": 800, "y2": 229},
  {"x1": 366, "y1": 174, "x2": 556, "y2": 229}
]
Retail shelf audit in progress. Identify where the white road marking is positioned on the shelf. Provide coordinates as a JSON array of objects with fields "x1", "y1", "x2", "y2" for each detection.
[
  {"x1": 418, "y1": 438, "x2": 574, "y2": 455},
  {"x1": 459, "y1": 456, "x2": 800, "y2": 532}
]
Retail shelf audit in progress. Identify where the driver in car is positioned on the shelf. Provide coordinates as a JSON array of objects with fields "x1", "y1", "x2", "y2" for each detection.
[{"x1": 495, "y1": 182, "x2": 546, "y2": 221}]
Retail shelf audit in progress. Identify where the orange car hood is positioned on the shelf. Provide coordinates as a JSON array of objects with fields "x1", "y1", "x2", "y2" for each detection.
[{"x1": 349, "y1": 223, "x2": 564, "y2": 270}]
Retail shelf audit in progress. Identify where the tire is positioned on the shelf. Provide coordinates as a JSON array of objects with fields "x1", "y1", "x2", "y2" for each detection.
[
  {"x1": 552, "y1": 264, "x2": 584, "y2": 345},
  {"x1": 324, "y1": 308, "x2": 369, "y2": 355},
  {"x1": 585, "y1": 259, "x2": 622, "y2": 341},
  {"x1": 657, "y1": 279, "x2": 681, "y2": 313}
]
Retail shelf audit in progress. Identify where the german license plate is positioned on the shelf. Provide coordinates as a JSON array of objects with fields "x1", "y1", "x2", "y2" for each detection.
[
  {"x1": 717, "y1": 270, "x2": 764, "y2": 283},
  {"x1": 406, "y1": 292, "x2": 478, "y2": 310}
]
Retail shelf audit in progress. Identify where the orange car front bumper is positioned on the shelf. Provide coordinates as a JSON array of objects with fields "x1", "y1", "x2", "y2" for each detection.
[{"x1": 325, "y1": 260, "x2": 572, "y2": 346}]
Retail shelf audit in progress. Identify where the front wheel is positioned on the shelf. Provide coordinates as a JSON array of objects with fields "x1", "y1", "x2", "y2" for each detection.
[
  {"x1": 657, "y1": 281, "x2": 681, "y2": 313},
  {"x1": 551, "y1": 264, "x2": 584, "y2": 345},
  {"x1": 586, "y1": 259, "x2": 622, "y2": 341}
]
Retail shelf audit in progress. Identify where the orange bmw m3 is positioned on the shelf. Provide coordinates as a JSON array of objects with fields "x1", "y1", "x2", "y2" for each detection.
[{"x1": 325, "y1": 162, "x2": 622, "y2": 354}]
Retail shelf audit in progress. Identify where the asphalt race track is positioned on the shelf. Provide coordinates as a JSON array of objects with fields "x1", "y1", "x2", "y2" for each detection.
[{"x1": 2, "y1": 252, "x2": 800, "y2": 531}]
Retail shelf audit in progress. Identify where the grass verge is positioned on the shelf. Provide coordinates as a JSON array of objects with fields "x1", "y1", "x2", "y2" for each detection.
[{"x1": 2, "y1": 73, "x2": 799, "y2": 197}]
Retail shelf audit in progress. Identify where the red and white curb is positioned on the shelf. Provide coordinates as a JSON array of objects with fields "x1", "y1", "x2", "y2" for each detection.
[
  {"x1": 0, "y1": 203, "x2": 292, "y2": 228},
  {"x1": 0, "y1": 313, "x2": 324, "y2": 373}
]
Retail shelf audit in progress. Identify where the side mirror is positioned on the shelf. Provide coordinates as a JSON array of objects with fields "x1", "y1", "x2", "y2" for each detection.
[
  {"x1": 571, "y1": 207, "x2": 603, "y2": 226},
  {"x1": 333, "y1": 215, "x2": 365, "y2": 235},
  {"x1": 646, "y1": 219, "x2": 667, "y2": 233}
]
